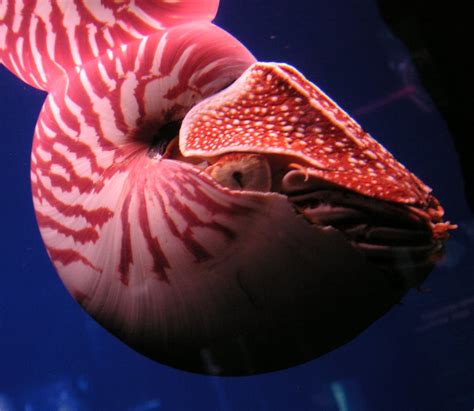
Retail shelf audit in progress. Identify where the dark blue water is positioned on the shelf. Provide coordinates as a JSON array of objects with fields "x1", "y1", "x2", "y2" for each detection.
[{"x1": 1, "y1": 1, "x2": 473, "y2": 410}]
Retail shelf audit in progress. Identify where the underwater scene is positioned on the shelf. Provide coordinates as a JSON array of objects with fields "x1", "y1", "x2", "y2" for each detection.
[{"x1": 0, "y1": 0, "x2": 472, "y2": 410}]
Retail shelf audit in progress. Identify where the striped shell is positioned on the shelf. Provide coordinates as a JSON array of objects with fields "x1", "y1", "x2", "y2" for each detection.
[{"x1": 1, "y1": 0, "x2": 454, "y2": 375}]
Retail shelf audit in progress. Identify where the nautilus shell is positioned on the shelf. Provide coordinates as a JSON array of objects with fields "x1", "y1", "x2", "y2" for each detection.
[{"x1": 0, "y1": 0, "x2": 455, "y2": 375}]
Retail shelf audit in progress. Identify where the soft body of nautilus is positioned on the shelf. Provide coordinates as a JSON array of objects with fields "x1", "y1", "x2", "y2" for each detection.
[{"x1": 1, "y1": 0, "x2": 455, "y2": 375}]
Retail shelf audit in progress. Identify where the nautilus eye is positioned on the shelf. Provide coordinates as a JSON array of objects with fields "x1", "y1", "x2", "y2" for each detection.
[
  {"x1": 1, "y1": 0, "x2": 455, "y2": 376},
  {"x1": 205, "y1": 154, "x2": 272, "y2": 191}
]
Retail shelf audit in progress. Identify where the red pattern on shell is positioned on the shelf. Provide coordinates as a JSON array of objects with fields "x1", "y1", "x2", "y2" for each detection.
[
  {"x1": 181, "y1": 62, "x2": 434, "y2": 206},
  {"x1": 30, "y1": 22, "x2": 255, "y2": 285},
  {"x1": 0, "y1": 0, "x2": 219, "y2": 90}
]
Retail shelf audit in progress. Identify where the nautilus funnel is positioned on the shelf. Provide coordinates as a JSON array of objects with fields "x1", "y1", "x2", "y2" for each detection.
[{"x1": 1, "y1": 1, "x2": 455, "y2": 376}]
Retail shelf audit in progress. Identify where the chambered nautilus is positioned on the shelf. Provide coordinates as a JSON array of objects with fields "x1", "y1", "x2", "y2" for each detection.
[{"x1": 0, "y1": 0, "x2": 455, "y2": 375}]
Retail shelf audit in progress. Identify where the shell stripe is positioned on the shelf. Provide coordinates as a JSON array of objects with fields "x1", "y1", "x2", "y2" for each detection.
[
  {"x1": 0, "y1": 0, "x2": 220, "y2": 90},
  {"x1": 28, "y1": 22, "x2": 255, "y2": 287}
]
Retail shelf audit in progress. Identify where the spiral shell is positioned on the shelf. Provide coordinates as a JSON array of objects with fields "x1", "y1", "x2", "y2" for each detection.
[{"x1": 1, "y1": 0, "x2": 454, "y2": 375}]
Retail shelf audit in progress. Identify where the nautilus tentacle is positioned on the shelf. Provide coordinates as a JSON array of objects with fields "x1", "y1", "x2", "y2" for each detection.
[{"x1": 1, "y1": 1, "x2": 455, "y2": 375}]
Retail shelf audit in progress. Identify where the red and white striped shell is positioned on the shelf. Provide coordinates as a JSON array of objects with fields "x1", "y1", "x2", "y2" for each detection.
[{"x1": 0, "y1": 0, "x2": 454, "y2": 375}]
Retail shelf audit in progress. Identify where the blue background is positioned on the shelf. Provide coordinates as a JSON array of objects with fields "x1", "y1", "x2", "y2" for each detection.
[{"x1": 1, "y1": 0, "x2": 473, "y2": 410}]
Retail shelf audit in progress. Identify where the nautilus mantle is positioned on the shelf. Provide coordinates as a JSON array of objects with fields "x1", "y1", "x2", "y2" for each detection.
[{"x1": 1, "y1": 1, "x2": 455, "y2": 375}]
